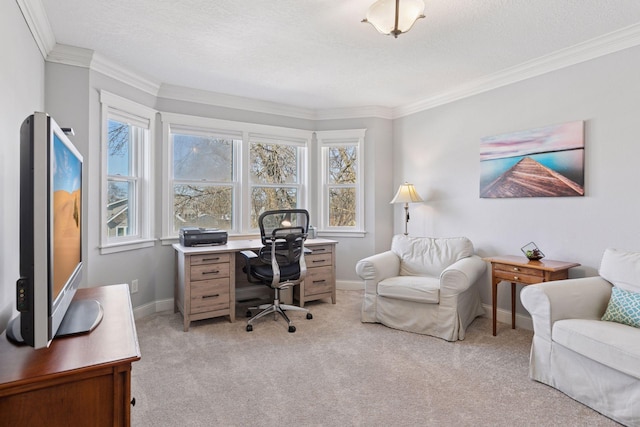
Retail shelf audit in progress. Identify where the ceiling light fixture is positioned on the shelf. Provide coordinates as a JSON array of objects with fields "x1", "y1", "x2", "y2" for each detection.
[{"x1": 362, "y1": 0, "x2": 425, "y2": 38}]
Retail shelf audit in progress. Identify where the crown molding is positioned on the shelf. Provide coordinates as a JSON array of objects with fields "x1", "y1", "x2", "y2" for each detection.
[
  {"x1": 158, "y1": 84, "x2": 318, "y2": 120},
  {"x1": 16, "y1": 0, "x2": 55, "y2": 58},
  {"x1": 158, "y1": 84, "x2": 393, "y2": 120},
  {"x1": 315, "y1": 106, "x2": 393, "y2": 120},
  {"x1": 46, "y1": 43, "x2": 93, "y2": 67},
  {"x1": 45, "y1": 44, "x2": 161, "y2": 96},
  {"x1": 91, "y1": 52, "x2": 161, "y2": 96},
  {"x1": 393, "y1": 22, "x2": 640, "y2": 118}
]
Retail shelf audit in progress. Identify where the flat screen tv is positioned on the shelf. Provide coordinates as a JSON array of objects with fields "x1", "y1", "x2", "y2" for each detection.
[{"x1": 6, "y1": 112, "x2": 103, "y2": 349}]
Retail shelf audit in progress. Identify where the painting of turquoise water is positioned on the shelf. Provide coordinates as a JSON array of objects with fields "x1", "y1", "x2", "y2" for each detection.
[{"x1": 480, "y1": 121, "x2": 584, "y2": 198}]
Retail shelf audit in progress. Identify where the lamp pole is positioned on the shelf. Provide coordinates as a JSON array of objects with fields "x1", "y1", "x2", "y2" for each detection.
[{"x1": 403, "y1": 202, "x2": 409, "y2": 235}]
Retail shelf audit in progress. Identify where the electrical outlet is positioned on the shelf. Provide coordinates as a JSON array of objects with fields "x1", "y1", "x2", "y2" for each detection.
[{"x1": 131, "y1": 279, "x2": 139, "y2": 294}]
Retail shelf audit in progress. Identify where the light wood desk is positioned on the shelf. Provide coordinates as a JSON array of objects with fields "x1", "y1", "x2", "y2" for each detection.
[
  {"x1": 484, "y1": 255, "x2": 580, "y2": 336},
  {"x1": 0, "y1": 284, "x2": 140, "y2": 426},
  {"x1": 173, "y1": 238, "x2": 337, "y2": 331}
]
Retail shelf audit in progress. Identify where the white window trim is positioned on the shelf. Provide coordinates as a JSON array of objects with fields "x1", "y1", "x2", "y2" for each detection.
[
  {"x1": 248, "y1": 133, "x2": 308, "y2": 233},
  {"x1": 160, "y1": 112, "x2": 313, "y2": 244},
  {"x1": 317, "y1": 129, "x2": 366, "y2": 237},
  {"x1": 99, "y1": 90, "x2": 157, "y2": 254}
]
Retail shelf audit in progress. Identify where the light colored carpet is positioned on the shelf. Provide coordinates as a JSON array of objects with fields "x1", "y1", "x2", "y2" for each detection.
[{"x1": 131, "y1": 290, "x2": 617, "y2": 426}]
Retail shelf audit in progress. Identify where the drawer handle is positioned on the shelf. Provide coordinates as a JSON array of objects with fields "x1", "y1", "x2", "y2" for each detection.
[
  {"x1": 203, "y1": 294, "x2": 220, "y2": 299},
  {"x1": 312, "y1": 279, "x2": 326, "y2": 284},
  {"x1": 313, "y1": 248, "x2": 326, "y2": 253},
  {"x1": 312, "y1": 259, "x2": 327, "y2": 263},
  {"x1": 513, "y1": 267, "x2": 519, "y2": 271},
  {"x1": 513, "y1": 276, "x2": 519, "y2": 281},
  {"x1": 203, "y1": 270, "x2": 220, "y2": 275},
  {"x1": 202, "y1": 257, "x2": 220, "y2": 262}
]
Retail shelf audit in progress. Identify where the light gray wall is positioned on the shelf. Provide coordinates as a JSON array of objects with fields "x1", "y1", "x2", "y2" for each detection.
[
  {"x1": 40, "y1": 66, "x2": 394, "y2": 310},
  {"x1": 45, "y1": 62, "x2": 91, "y2": 291},
  {"x1": 393, "y1": 45, "x2": 640, "y2": 315},
  {"x1": 0, "y1": 1, "x2": 46, "y2": 331}
]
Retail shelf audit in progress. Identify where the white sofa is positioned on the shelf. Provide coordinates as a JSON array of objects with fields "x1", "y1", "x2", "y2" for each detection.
[
  {"x1": 520, "y1": 248, "x2": 640, "y2": 426},
  {"x1": 355, "y1": 235, "x2": 486, "y2": 341}
]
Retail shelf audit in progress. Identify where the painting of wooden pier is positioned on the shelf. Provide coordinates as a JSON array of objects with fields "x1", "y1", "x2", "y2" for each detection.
[{"x1": 480, "y1": 121, "x2": 584, "y2": 198}]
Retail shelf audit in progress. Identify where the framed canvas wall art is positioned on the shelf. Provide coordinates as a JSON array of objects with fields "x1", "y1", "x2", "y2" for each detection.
[{"x1": 479, "y1": 121, "x2": 584, "y2": 198}]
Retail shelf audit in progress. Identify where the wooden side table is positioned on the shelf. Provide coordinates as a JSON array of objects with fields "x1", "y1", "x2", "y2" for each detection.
[{"x1": 483, "y1": 256, "x2": 580, "y2": 336}]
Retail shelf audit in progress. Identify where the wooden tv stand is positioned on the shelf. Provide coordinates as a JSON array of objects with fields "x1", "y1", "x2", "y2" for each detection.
[{"x1": 0, "y1": 284, "x2": 141, "y2": 426}]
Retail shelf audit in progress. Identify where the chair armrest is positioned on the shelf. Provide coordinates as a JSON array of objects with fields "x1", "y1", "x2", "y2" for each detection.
[
  {"x1": 240, "y1": 250, "x2": 258, "y2": 260},
  {"x1": 355, "y1": 251, "x2": 400, "y2": 294},
  {"x1": 239, "y1": 250, "x2": 258, "y2": 283},
  {"x1": 440, "y1": 255, "x2": 486, "y2": 294},
  {"x1": 520, "y1": 276, "x2": 612, "y2": 342}
]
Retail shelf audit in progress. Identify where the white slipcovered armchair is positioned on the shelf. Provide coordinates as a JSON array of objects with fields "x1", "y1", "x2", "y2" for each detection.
[
  {"x1": 355, "y1": 235, "x2": 486, "y2": 341},
  {"x1": 521, "y1": 248, "x2": 640, "y2": 426}
]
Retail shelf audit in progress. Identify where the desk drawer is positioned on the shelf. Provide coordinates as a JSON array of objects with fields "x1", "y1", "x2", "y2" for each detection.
[
  {"x1": 191, "y1": 262, "x2": 230, "y2": 281},
  {"x1": 304, "y1": 265, "x2": 333, "y2": 296},
  {"x1": 306, "y1": 252, "x2": 332, "y2": 268},
  {"x1": 190, "y1": 279, "x2": 230, "y2": 314},
  {"x1": 190, "y1": 253, "x2": 231, "y2": 266},
  {"x1": 494, "y1": 270, "x2": 542, "y2": 285},
  {"x1": 307, "y1": 245, "x2": 333, "y2": 256}
]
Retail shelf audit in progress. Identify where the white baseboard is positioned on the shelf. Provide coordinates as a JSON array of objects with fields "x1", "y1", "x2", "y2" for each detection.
[
  {"x1": 132, "y1": 282, "x2": 363, "y2": 319},
  {"x1": 133, "y1": 298, "x2": 174, "y2": 320},
  {"x1": 131, "y1": 288, "x2": 533, "y2": 333},
  {"x1": 481, "y1": 303, "x2": 533, "y2": 331},
  {"x1": 337, "y1": 280, "x2": 363, "y2": 291}
]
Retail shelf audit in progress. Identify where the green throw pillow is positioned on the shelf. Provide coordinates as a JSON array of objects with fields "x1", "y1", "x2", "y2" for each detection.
[{"x1": 601, "y1": 286, "x2": 640, "y2": 328}]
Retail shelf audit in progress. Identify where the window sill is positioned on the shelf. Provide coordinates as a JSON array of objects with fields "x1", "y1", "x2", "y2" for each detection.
[
  {"x1": 99, "y1": 238, "x2": 156, "y2": 254},
  {"x1": 318, "y1": 230, "x2": 366, "y2": 238}
]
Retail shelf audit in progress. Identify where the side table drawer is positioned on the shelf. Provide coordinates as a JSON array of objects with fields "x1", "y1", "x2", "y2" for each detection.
[
  {"x1": 304, "y1": 265, "x2": 334, "y2": 296},
  {"x1": 190, "y1": 279, "x2": 230, "y2": 314},
  {"x1": 191, "y1": 262, "x2": 230, "y2": 281},
  {"x1": 493, "y1": 263, "x2": 542, "y2": 277},
  {"x1": 494, "y1": 270, "x2": 542, "y2": 285}
]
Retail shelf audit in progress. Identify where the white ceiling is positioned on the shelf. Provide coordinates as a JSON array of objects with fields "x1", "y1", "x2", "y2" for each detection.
[{"x1": 39, "y1": 0, "x2": 640, "y2": 112}]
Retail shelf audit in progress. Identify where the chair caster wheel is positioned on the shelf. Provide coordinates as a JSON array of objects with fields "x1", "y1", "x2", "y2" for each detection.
[
  {"x1": 288, "y1": 325, "x2": 296, "y2": 333},
  {"x1": 306, "y1": 313, "x2": 313, "y2": 320},
  {"x1": 246, "y1": 310, "x2": 252, "y2": 318},
  {"x1": 246, "y1": 324, "x2": 253, "y2": 332}
]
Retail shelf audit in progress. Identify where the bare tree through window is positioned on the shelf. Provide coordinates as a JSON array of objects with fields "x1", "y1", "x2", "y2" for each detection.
[
  {"x1": 328, "y1": 146, "x2": 357, "y2": 227},
  {"x1": 172, "y1": 134, "x2": 234, "y2": 232},
  {"x1": 249, "y1": 142, "x2": 299, "y2": 227}
]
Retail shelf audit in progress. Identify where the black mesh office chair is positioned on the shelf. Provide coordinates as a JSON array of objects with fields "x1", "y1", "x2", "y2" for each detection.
[{"x1": 241, "y1": 209, "x2": 313, "y2": 333}]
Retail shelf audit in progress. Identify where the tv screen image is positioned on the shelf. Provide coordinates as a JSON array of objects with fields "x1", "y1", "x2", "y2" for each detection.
[
  {"x1": 6, "y1": 112, "x2": 102, "y2": 349},
  {"x1": 53, "y1": 133, "x2": 82, "y2": 301}
]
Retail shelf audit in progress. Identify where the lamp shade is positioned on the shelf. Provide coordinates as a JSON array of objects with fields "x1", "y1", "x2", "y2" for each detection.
[
  {"x1": 363, "y1": 0, "x2": 425, "y2": 37},
  {"x1": 390, "y1": 182, "x2": 423, "y2": 204}
]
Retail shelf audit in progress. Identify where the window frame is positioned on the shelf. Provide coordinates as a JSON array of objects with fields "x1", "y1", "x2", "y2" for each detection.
[
  {"x1": 247, "y1": 133, "x2": 307, "y2": 231},
  {"x1": 317, "y1": 129, "x2": 366, "y2": 237},
  {"x1": 169, "y1": 124, "x2": 242, "y2": 235},
  {"x1": 161, "y1": 113, "x2": 313, "y2": 242},
  {"x1": 99, "y1": 90, "x2": 156, "y2": 254}
]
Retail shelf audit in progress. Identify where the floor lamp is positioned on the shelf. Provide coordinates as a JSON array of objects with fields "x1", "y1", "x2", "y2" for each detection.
[{"x1": 390, "y1": 182, "x2": 423, "y2": 235}]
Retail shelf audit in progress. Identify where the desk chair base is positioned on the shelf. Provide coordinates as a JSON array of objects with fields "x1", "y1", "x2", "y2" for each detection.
[{"x1": 246, "y1": 289, "x2": 312, "y2": 333}]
